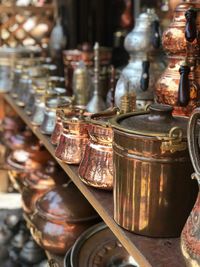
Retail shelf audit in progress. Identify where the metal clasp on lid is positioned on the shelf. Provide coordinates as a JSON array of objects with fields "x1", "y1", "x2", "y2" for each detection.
[{"x1": 160, "y1": 127, "x2": 187, "y2": 153}]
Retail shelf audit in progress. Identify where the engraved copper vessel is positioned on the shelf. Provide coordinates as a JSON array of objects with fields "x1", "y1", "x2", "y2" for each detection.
[
  {"x1": 162, "y1": 1, "x2": 200, "y2": 56},
  {"x1": 30, "y1": 182, "x2": 99, "y2": 255},
  {"x1": 110, "y1": 103, "x2": 198, "y2": 237},
  {"x1": 21, "y1": 160, "x2": 66, "y2": 215},
  {"x1": 78, "y1": 108, "x2": 118, "y2": 190},
  {"x1": 7, "y1": 144, "x2": 52, "y2": 192},
  {"x1": 55, "y1": 108, "x2": 89, "y2": 164},
  {"x1": 156, "y1": 56, "x2": 200, "y2": 116},
  {"x1": 156, "y1": 1, "x2": 200, "y2": 116},
  {"x1": 180, "y1": 108, "x2": 200, "y2": 266}
]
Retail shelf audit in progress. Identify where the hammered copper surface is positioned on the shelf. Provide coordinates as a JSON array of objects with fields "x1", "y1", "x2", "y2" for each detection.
[
  {"x1": 111, "y1": 105, "x2": 198, "y2": 237},
  {"x1": 70, "y1": 223, "x2": 138, "y2": 267},
  {"x1": 78, "y1": 108, "x2": 118, "y2": 190},
  {"x1": 31, "y1": 182, "x2": 99, "y2": 255},
  {"x1": 55, "y1": 110, "x2": 89, "y2": 164}
]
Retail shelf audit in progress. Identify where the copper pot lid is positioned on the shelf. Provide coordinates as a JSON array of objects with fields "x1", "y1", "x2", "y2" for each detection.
[
  {"x1": 36, "y1": 182, "x2": 98, "y2": 223},
  {"x1": 110, "y1": 104, "x2": 188, "y2": 138},
  {"x1": 70, "y1": 222, "x2": 139, "y2": 267},
  {"x1": 24, "y1": 161, "x2": 65, "y2": 189}
]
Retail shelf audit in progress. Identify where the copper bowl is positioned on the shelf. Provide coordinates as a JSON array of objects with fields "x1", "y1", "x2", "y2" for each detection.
[
  {"x1": 30, "y1": 182, "x2": 100, "y2": 255},
  {"x1": 21, "y1": 160, "x2": 67, "y2": 215},
  {"x1": 69, "y1": 222, "x2": 138, "y2": 267}
]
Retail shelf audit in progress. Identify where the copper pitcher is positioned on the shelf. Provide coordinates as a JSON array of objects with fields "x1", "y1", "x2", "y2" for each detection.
[
  {"x1": 55, "y1": 108, "x2": 89, "y2": 164},
  {"x1": 180, "y1": 108, "x2": 200, "y2": 266},
  {"x1": 110, "y1": 103, "x2": 198, "y2": 237},
  {"x1": 78, "y1": 108, "x2": 119, "y2": 190}
]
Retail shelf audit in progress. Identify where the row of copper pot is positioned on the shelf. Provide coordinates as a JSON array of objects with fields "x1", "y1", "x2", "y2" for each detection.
[{"x1": 0, "y1": 118, "x2": 100, "y2": 255}]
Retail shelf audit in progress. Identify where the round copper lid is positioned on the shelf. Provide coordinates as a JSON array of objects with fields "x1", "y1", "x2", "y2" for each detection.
[
  {"x1": 36, "y1": 182, "x2": 98, "y2": 222},
  {"x1": 110, "y1": 104, "x2": 188, "y2": 138},
  {"x1": 70, "y1": 222, "x2": 138, "y2": 267}
]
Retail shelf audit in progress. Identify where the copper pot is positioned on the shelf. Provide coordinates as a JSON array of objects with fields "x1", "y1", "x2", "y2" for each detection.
[
  {"x1": 162, "y1": 1, "x2": 200, "y2": 56},
  {"x1": 55, "y1": 108, "x2": 89, "y2": 164},
  {"x1": 180, "y1": 108, "x2": 200, "y2": 266},
  {"x1": 110, "y1": 103, "x2": 198, "y2": 237},
  {"x1": 30, "y1": 182, "x2": 99, "y2": 255},
  {"x1": 7, "y1": 145, "x2": 52, "y2": 192},
  {"x1": 0, "y1": 116, "x2": 25, "y2": 142},
  {"x1": 155, "y1": 55, "x2": 200, "y2": 116},
  {"x1": 21, "y1": 160, "x2": 66, "y2": 215},
  {"x1": 78, "y1": 108, "x2": 119, "y2": 190}
]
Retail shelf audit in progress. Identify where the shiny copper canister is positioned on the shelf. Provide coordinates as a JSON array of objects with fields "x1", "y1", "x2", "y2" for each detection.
[
  {"x1": 110, "y1": 104, "x2": 198, "y2": 237},
  {"x1": 78, "y1": 108, "x2": 118, "y2": 190}
]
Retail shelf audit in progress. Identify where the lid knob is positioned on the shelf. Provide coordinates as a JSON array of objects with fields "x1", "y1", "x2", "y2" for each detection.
[{"x1": 148, "y1": 104, "x2": 174, "y2": 121}]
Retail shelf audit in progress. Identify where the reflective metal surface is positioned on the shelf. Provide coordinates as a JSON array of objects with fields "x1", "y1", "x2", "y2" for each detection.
[{"x1": 111, "y1": 104, "x2": 198, "y2": 237}]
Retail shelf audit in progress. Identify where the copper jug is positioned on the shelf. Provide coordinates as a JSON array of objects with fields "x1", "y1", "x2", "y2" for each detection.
[
  {"x1": 110, "y1": 103, "x2": 198, "y2": 237},
  {"x1": 78, "y1": 108, "x2": 119, "y2": 190},
  {"x1": 115, "y1": 9, "x2": 165, "y2": 110},
  {"x1": 180, "y1": 108, "x2": 200, "y2": 266},
  {"x1": 55, "y1": 108, "x2": 89, "y2": 164}
]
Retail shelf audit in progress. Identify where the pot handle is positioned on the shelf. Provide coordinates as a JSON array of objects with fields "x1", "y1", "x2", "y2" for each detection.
[
  {"x1": 188, "y1": 108, "x2": 200, "y2": 176},
  {"x1": 140, "y1": 60, "x2": 150, "y2": 92},
  {"x1": 185, "y1": 8, "x2": 197, "y2": 43},
  {"x1": 178, "y1": 63, "x2": 190, "y2": 107},
  {"x1": 151, "y1": 20, "x2": 161, "y2": 49},
  {"x1": 90, "y1": 107, "x2": 120, "y2": 120}
]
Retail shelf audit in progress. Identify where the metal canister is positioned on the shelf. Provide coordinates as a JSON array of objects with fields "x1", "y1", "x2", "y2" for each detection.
[
  {"x1": 110, "y1": 103, "x2": 198, "y2": 237},
  {"x1": 16, "y1": 75, "x2": 32, "y2": 107}
]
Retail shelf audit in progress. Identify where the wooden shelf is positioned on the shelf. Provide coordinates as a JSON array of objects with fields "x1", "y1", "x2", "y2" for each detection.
[{"x1": 4, "y1": 93, "x2": 187, "y2": 267}]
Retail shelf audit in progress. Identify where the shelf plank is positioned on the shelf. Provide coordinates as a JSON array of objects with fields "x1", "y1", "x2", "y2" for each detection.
[{"x1": 4, "y1": 93, "x2": 187, "y2": 267}]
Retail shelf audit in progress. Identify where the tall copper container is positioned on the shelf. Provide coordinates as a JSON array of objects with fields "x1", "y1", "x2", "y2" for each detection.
[{"x1": 110, "y1": 104, "x2": 198, "y2": 237}]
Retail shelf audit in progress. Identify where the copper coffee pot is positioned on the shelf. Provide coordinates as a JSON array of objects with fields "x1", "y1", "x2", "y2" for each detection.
[
  {"x1": 78, "y1": 107, "x2": 119, "y2": 190},
  {"x1": 155, "y1": 1, "x2": 200, "y2": 116},
  {"x1": 55, "y1": 107, "x2": 89, "y2": 164}
]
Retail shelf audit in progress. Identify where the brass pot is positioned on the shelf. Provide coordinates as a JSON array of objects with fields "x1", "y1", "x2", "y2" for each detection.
[
  {"x1": 110, "y1": 103, "x2": 198, "y2": 237},
  {"x1": 78, "y1": 108, "x2": 119, "y2": 190},
  {"x1": 30, "y1": 182, "x2": 99, "y2": 255},
  {"x1": 21, "y1": 160, "x2": 66, "y2": 215},
  {"x1": 55, "y1": 108, "x2": 89, "y2": 164}
]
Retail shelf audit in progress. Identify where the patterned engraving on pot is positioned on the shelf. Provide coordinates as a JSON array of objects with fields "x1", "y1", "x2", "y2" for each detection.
[
  {"x1": 79, "y1": 142, "x2": 113, "y2": 189},
  {"x1": 181, "y1": 189, "x2": 200, "y2": 267},
  {"x1": 51, "y1": 119, "x2": 63, "y2": 145}
]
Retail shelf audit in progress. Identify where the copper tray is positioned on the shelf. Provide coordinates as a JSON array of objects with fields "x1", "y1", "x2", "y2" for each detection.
[{"x1": 69, "y1": 222, "x2": 139, "y2": 267}]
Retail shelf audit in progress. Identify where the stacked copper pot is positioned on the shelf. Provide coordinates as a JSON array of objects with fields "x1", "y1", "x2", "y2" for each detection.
[{"x1": 156, "y1": 0, "x2": 200, "y2": 116}]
